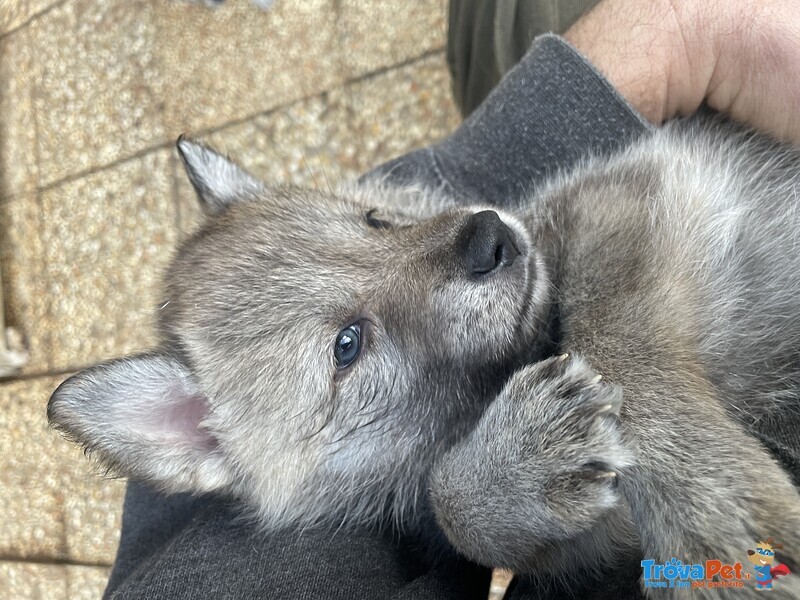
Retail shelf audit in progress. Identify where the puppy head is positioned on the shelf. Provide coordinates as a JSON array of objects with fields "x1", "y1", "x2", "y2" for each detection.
[{"x1": 48, "y1": 140, "x2": 549, "y2": 528}]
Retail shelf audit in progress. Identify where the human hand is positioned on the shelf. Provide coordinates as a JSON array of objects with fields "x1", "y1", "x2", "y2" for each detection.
[{"x1": 565, "y1": 0, "x2": 800, "y2": 142}]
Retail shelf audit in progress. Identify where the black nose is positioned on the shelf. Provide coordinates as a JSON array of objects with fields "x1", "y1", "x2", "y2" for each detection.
[{"x1": 463, "y1": 210, "x2": 520, "y2": 276}]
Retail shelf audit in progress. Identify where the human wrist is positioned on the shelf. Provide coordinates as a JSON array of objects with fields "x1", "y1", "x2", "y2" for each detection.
[
  {"x1": 564, "y1": 0, "x2": 716, "y2": 124},
  {"x1": 566, "y1": 0, "x2": 800, "y2": 142}
]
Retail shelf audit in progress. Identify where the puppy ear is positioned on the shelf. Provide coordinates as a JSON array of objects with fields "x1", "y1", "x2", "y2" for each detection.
[
  {"x1": 48, "y1": 353, "x2": 234, "y2": 494},
  {"x1": 176, "y1": 136, "x2": 264, "y2": 214}
]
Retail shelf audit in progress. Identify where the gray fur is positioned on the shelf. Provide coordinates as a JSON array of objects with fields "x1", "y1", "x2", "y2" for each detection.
[
  {"x1": 49, "y1": 120, "x2": 800, "y2": 597},
  {"x1": 432, "y1": 119, "x2": 800, "y2": 598},
  {"x1": 51, "y1": 140, "x2": 543, "y2": 531}
]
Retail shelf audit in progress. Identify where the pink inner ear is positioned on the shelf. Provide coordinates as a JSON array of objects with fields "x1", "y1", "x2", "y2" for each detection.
[{"x1": 156, "y1": 389, "x2": 218, "y2": 451}]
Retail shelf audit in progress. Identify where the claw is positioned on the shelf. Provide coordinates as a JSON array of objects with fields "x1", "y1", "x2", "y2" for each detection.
[
  {"x1": 596, "y1": 470, "x2": 620, "y2": 488},
  {"x1": 579, "y1": 463, "x2": 621, "y2": 486},
  {"x1": 591, "y1": 374, "x2": 603, "y2": 384},
  {"x1": 557, "y1": 353, "x2": 569, "y2": 362}
]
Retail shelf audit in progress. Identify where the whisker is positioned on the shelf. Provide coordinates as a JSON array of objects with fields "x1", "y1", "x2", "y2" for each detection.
[
  {"x1": 320, "y1": 161, "x2": 334, "y2": 195},
  {"x1": 300, "y1": 149, "x2": 320, "y2": 190}
]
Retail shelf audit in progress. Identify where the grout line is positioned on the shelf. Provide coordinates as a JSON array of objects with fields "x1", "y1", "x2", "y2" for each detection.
[
  {"x1": 12, "y1": 142, "x2": 177, "y2": 202},
  {"x1": 0, "y1": 0, "x2": 70, "y2": 42},
  {"x1": 0, "y1": 47, "x2": 446, "y2": 206},
  {"x1": 182, "y1": 46, "x2": 446, "y2": 138},
  {"x1": 0, "y1": 555, "x2": 112, "y2": 569},
  {"x1": 341, "y1": 46, "x2": 445, "y2": 86},
  {"x1": 0, "y1": 366, "x2": 76, "y2": 383}
]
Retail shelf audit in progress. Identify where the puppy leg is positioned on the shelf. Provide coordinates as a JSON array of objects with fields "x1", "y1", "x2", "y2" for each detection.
[
  {"x1": 430, "y1": 354, "x2": 638, "y2": 575},
  {"x1": 616, "y1": 368, "x2": 800, "y2": 599}
]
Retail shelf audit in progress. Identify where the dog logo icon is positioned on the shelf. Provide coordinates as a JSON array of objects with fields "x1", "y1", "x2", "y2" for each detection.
[{"x1": 746, "y1": 538, "x2": 791, "y2": 590}]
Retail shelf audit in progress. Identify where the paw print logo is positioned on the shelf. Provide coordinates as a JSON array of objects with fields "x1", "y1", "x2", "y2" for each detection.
[{"x1": 746, "y1": 539, "x2": 791, "y2": 590}]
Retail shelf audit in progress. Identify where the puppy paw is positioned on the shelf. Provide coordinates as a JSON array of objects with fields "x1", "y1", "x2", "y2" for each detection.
[{"x1": 498, "y1": 354, "x2": 633, "y2": 526}]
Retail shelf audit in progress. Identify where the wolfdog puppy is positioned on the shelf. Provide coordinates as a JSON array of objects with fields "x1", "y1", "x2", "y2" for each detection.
[{"x1": 49, "y1": 118, "x2": 800, "y2": 598}]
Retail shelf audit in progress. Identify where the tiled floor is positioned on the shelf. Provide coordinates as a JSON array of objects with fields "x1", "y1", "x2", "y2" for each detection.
[{"x1": 0, "y1": 0, "x2": 458, "y2": 596}]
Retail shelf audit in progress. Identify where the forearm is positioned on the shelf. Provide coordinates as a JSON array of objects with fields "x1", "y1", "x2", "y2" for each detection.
[
  {"x1": 563, "y1": 0, "x2": 708, "y2": 124},
  {"x1": 566, "y1": 0, "x2": 800, "y2": 141}
]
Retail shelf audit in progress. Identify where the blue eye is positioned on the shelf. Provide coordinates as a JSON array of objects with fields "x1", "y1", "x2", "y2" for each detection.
[{"x1": 334, "y1": 324, "x2": 361, "y2": 369}]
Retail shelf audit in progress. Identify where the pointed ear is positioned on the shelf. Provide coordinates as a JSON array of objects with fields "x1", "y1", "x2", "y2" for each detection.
[
  {"x1": 176, "y1": 136, "x2": 265, "y2": 214},
  {"x1": 48, "y1": 353, "x2": 234, "y2": 494}
]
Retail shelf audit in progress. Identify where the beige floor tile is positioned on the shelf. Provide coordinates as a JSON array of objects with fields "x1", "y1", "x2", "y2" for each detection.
[
  {"x1": 175, "y1": 53, "x2": 460, "y2": 231},
  {"x1": 0, "y1": 195, "x2": 49, "y2": 375},
  {"x1": 67, "y1": 565, "x2": 111, "y2": 600},
  {"x1": 0, "y1": 0, "x2": 59, "y2": 36},
  {"x1": 346, "y1": 54, "x2": 461, "y2": 172},
  {"x1": 0, "y1": 561, "x2": 67, "y2": 599},
  {"x1": 154, "y1": 0, "x2": 342, "y2": 140},
  {"x1": 0, "y1": 562, "x2": 110, "y2": 600},
  {"x1": 27, "y1": 0, "x2": 166, "y2": 186},
  {"x1": 1, "y1": 150, "x2": 176, "y2": 375},
  {"x1": 203, "y1": 54, "x2": 457, "y2": 177},
  {"x1": 38, "y1": 150, "x2": 177, "y2": 371},
  {"x1": 0, "y1": 27, "x2": 38, "y2": 199},
  {"x1": 0, "y1": 377, "x2": 125, "y2": 564},
  {"x1": 62, "y1": 470, "x2": 126, "y2": 565},
  {"x1": 338, "y1": 0, "x2": 447, "y2": 78}
]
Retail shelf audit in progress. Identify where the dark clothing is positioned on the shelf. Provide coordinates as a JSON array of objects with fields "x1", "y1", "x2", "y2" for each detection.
[
  {"x1": 106, "y1": 484, "x2": 490, "y2": 599},
  {"x1": 370, "y1": 33, "x2": 649, "y2": 206},
  {"x1": 447, "y1": 0, "x2": 600, "y2": 116}
]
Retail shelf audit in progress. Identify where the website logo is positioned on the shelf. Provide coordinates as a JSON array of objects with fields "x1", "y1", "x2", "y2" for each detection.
[
  {"x1": 746, "y1": 538, "x2": 791, "y2": 591},
  {"x1": 641, "y1": 558, "x2": 748, "y2": 590},
  {"x1": 641, "y1": 538, "x2": 792, "y2": 591}
]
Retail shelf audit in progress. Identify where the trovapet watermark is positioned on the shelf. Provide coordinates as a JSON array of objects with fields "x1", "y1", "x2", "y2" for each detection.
[{"x1": 641, "y1": 538, "x2": 791, "y2": 592}]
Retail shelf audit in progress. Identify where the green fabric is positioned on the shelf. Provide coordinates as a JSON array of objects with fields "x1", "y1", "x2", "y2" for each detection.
[{"x1": 447, "y1": 0, "x2": 600, "y2": 116}]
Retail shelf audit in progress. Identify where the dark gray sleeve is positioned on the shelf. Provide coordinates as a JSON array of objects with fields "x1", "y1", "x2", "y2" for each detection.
[
  {"x1": 105, "y1": 33, "x2": 650, "y2": 600},
  {"x1": 106, "y1": 484, "x2": 490, "y2": 600},
  {"x1": 366, "y1": 33, "x2": 651, "y2": 204}
]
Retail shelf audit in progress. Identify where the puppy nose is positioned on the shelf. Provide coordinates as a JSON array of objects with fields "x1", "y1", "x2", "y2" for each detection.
[{"x1": 463, "y1": 210, "x2": 520, "y2": 276}]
